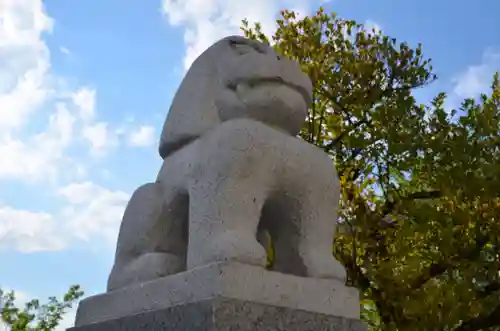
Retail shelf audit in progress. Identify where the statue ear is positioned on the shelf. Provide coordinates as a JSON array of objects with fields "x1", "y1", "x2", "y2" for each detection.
[{"x1": 158, "y1": 68, "x2": 222, "y2": 158}]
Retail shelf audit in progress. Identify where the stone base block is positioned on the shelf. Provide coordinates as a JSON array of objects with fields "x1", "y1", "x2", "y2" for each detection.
[
  {"x1": 70, "y1": 262, "x2": 364, "y2": 331},
  {"x1": 68, "y1": 297, "x2": 366, "y2": 331}
]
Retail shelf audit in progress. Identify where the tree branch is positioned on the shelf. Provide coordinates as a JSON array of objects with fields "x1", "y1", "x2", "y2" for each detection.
[
  {"x1": 454, "y1": 303, "x2": 500, "y2": 331},
  {"x1": 405, "y1": 190, "x2": 442, "y2": 200},
  {"x1": 381, "y1": 190, "x2": 442, "y2": 217},
  {"x1": 324, "y1": 119, "x2": 368, "y2": 152},
  {"x1": 322, "y1": 84, "x2": 432, "y2": 193},
  {"x1": 315, "y1": 100, "x2": 326, "y2": 144},
  {"x1": 408, "y1": 236, "x2": 488, "y2": 291},
  {"x1": 477, "y1": 281, "x2": 500, "y2": 299}
]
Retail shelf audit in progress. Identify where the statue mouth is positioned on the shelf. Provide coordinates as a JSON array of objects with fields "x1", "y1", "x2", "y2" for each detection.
[{"x1": 228, "y1": 77, "x2": 312, "y2": 105}]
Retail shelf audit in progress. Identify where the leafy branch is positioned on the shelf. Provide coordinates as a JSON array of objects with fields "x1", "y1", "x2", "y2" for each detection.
[{"x1": 0, "y1": 285, "x2": 84, "y2": 331}]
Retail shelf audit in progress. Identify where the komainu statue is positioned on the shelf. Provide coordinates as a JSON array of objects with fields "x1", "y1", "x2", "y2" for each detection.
[{"x1": 107, "y1": 36, "x2": 346, "y2": 292}]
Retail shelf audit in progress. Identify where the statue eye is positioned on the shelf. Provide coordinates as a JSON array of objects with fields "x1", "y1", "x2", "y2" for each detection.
[{"x1": 228, "y1": 40, "x2": 256, "y2": 55}]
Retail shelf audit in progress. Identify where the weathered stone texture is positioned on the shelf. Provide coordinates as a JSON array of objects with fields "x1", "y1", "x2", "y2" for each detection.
[
  {"x1": 76, "y1": 263, "x2": 359, "y2": 327},
  {"x1": 69, "y1": 298, "x2": 366, "y2": 331},
  {"x1": 69, "y1": 35, "x2": 365, "y2": 331},
  {"x1": 107, "y1": 35, "x2": 345, "y2": 293}
]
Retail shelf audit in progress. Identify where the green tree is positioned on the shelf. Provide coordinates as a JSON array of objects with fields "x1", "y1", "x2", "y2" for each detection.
[
  {"x1": 242, "y1": 8, "x2": 500, "y2": 331},
  {"x1": 0, "y1": 285, "x2": 83, "y2": 331}
]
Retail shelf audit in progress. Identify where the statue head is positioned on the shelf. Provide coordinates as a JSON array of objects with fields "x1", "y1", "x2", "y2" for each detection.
[{"x1": 158, "y1": 35, "x2": 313, "y2": 159}]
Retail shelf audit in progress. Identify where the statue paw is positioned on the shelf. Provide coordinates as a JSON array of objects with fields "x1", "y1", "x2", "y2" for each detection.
[
  {"x1": 304, "y1": 252, "x2": 347, "y2": 282},
  {"x1": 191, "y1": 230, "x2": 267, "y2": 268},
  {"x1": 107, "y1": 252, "x2": 184, "y2": 291}
]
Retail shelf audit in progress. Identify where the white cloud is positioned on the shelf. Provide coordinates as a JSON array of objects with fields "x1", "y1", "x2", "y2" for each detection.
[
  {"x1": 0, "y1": 206, "x2": 64, "y2": 253},
  {"x1": 0, "y1": 182, "x2": 130, "y2": 253},
  {"x1": 0, "y1": 2, "x2": 124, "y2": 184},
  {"x1": 0, "y1": 0, "x2": 72, "y2": 182},
  {"x1": 60, "y1": 46, "x2": 71, "y2": 55},
  {"x1": 127, "y1": 125, "x2": 155, "y2": 147},
  {"x1": 0, "y1": 0, "x2": 53, "y2": 130},
  {"x1": 69, "y1": 87, "x2": 121, "y2": 157},
  {"x1": 82, "y1": 122, "x2": 118, "y2": 156},
  {"x1": 161, "y1": 0, "x2": 313, "y2": 70},
  {"x1": 0, "y1": 102, "x2": 77, "y2": 182},
  {"x1": 0, "y1": 1, "x2": 142, "y2": 256},
  {"x1": 57, "y1": 182, "x2": 130, "y2": 244},
  {"x1": 72, "y1": 87, "x2": 96, "y2": 122},
  {"x1": 452, "y1": 49, "x2": 500, "y2": 99}
]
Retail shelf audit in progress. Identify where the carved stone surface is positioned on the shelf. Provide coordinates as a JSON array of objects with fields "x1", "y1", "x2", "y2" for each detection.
[
  {"x1": 69, "y1": 298, "x2": 366, "y2": 331},
  {"x1": 77, "y1": 262, "x2": 359, "y2": 327},
  {"x1": 157, "y1": 35, "x2": 313, "y2": 159},
  {"x1": 71, "y1": 36, "x2": 363, "y2": 331},
  {"x1": 107, "y1": 35, "x2": 346, "y2": 292}
]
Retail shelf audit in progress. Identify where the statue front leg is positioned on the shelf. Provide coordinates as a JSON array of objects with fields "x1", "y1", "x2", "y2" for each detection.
[
  {"x1": 260, "y1": 139, "x2": 347, "y2": 281},
  {"x1": 289, "y1": 152, "x2": 347, "y2": 281},
  {"x1": 294, "y1": 195, "x2": 347, "y2": 281},
  {"x1": 187, "y1": 177, "x2": 268, "y2": 269},
  {"x1": 185, "y1": 120, "x2": 273, "y2": 269}
]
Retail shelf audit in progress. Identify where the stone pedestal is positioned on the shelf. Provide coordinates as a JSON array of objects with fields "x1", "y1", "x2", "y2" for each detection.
[{"x1": 69, "y1": 262, "x2": 365, "y2": 331}]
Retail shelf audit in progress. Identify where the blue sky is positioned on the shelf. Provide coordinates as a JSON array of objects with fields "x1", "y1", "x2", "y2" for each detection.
[{"x1": 0, "y1": 0, "x2": 499, "y2": 328}]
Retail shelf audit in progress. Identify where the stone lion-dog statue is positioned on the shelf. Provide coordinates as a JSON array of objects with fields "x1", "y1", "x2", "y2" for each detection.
[{"x1": 107, "y1": 36, "x2": 346, "y2": 291}]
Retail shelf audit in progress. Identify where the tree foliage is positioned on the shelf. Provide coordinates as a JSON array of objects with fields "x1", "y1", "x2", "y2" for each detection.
[
  {"x1": 0, "y1": 285, "x2": 83, "y2": 331},
  {"x1": 242, "y1": 8, "x2": 500, "y2": 331}
]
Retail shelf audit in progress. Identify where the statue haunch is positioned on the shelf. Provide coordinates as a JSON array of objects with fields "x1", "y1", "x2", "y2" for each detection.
[{"x1": 107, "y1": 36, "x2": 346, "y2": 292}]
